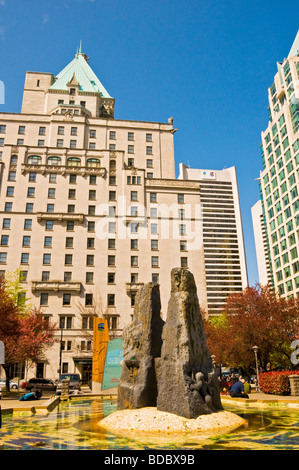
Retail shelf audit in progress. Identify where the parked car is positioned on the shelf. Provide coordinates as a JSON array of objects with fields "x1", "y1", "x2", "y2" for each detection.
[
  {"x1": 56, "y1": 373, "x2": 82, "y2": 395},
  {"x1": 26, "y1": 378, "x2": 56, "y2": 392},
  {"x1": 0, "y1": 379, "x2": 18, "y2": 390}
]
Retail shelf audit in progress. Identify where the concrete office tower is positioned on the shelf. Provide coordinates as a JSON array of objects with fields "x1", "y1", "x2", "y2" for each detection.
[
  {"x1": 251, "y1": 200, "x2": 272, "y2": 286},
  {"x1": 179, "y1": 164, "x2": 248, "y2": 315},
  {"x1": 0, "y1": 50, "x2": 211, "y2": 381},
  {"x1": 255, "y1": 31, "x2": 299, "y2": 297}
]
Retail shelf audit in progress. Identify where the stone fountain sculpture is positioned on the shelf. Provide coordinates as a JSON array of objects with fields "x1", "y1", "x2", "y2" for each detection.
[
  {"x1": 117, "y1": 282, "x2": 164, "y2": 409},
  {"x1": 118, "y1": 268, "x2": 223, "y2": 419}
]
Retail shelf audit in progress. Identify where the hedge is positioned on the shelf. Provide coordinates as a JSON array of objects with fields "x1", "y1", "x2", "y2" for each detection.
[{"x1": 259, "y1": 370, "x2": 299, "y2": 395}]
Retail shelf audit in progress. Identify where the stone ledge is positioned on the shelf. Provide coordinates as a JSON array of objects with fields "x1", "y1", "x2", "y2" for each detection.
[{"x1": 99, "y1": 407, "x2": 245, "y2": 436}]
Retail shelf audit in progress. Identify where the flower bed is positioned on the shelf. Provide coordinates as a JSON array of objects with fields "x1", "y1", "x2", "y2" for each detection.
[{"x1": 259, "y1": 370, "x2": 299, "y2": 395}]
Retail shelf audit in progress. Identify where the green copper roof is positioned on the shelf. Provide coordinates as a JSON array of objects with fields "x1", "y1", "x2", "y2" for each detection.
[
  {"x1": 50, "y1": 52, "x2": 112, "y2": 98},
  {"x1": 288, "y1": 30, "x2": 299, "y2": 59}
]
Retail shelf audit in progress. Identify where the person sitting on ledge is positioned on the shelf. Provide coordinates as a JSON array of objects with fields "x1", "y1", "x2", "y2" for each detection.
[{"x1": 229, "y1": 378, "x2": 249, "y2": 399}]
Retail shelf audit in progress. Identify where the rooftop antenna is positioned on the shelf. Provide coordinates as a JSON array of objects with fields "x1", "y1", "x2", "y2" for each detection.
[{"x1": 79, "y1": 40, "x2": 82, "y2": 54}]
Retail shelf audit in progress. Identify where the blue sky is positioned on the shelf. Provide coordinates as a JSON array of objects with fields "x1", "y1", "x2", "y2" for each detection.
[{"x1": 0, "y1": 0, "x2": 298, "y2": 286}]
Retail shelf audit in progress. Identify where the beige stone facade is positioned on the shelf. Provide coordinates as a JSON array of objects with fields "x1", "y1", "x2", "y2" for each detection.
[{"x1": 0, "y1": 52, "x2": 247, "y2": 382}]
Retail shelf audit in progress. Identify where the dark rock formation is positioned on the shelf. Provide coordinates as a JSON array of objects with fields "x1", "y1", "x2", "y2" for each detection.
[
  {"x1": 117, "y1": 282, "x2": 164, "y2": 409},
  {"x1": 155, "y1": 268, "x2": 223, "y2": 418}
]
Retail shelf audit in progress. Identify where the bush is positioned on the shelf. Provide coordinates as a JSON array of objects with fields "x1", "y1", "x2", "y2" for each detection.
[{"x1": 259, "y1": 370, "x2": 299, "y2": 395}]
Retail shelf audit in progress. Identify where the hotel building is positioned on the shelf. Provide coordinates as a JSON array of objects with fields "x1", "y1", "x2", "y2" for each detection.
[
  {"x1": 0, "y1": 50, "x2": 247, "y2": 381},
  {"x1": 252, "y1": 31, "x2": 299, "y2": 296}
]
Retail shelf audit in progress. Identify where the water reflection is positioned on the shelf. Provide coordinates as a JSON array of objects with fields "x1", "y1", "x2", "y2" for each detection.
[{"x1": 1, "y1": 399, "x2": 298, "y2": 450}]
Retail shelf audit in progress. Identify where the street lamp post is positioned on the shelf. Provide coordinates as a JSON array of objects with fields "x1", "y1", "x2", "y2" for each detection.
[{"x1": 252, "y1": 345, "x2": 260, "y2": 393}]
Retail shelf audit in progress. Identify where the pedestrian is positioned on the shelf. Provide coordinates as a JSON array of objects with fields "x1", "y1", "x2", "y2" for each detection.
[
  {"x1": 229, "y1": 378, "x2": 249, "y2": 399},
  {"x1": 244, "y1": 379, "x2": 252, "y2": 395}
]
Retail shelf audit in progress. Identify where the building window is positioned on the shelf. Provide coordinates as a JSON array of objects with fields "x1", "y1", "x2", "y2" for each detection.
[
  {"x1": 86, "y1": 272, "x2": 94, "y2": 284},
  {"x1": 70, "y1": 140, "x2": 77, "y2": 149},
  {"x1": 24, "y1": 219, "x2": 32, "y2": 230},
  {"x1": 108, "y1": 255, "x2": 115, "y2": 266},
  {"x1": 38, "y1": 140, "x2": 44, "y2": 147},
  {"x1": 45, "y1": 220, "x2": 53, "y2": 230},
  {"x1": 65, "y1": 237, "x2": 73, "y2": 248},
  {"x1": 85, "y1": 293, "x2": 93, "y2": 306},
  {"x1": 131, "y1": 256, "x2": 138, "y2": 267},
  {"x1": 57, "y1": 139, "x2": 64, "y2": 147},
  {"x1": 2, "y1": 218, "x2": 11, "y2": 229},
  {"x1": 63, "y1": 294, "x2": 71, "y2": 306},
  {"x1": 108, "y1": 272, "x2": 115, "y2": 284},
  {"x1": 146, "y1": 146, "x2": 152, "y2": 155},
  {"x1": 151, "y1": 239, "x2": 158, "y2": 250},
  {"x1": 131, "y1": 191, "x2": 138, "y2": 202},
  {"x1": 65, "y1": 254, "x2": 73, "y2": 265},
  {"x1": 18, "y1": 126, "x2": 25, "y2": 134},
  {"x1": 87, "y1": 221, "x2": 95, "y2": 232},
  {"x1": 43, "y1": 253, "x2": 51, "y2": 265},
  {"x1": 21, "y1": 253, "x2": 29, "y2": 264},
  {"x1": 181, "y1": 257, "x2": 188, "y2": 267},
  {"x1": 8, "y1": 171, "x2": 16, "y2": 181},
  {"x1": 146, "y1": 133, "x2": 152, "y2": 142},
  {"x1": 60, "y1": 316, "x2": 72, "y2": 329},
  {"x1": 26, "y1": 203, "x2": 33, "y2": 213},
  {"x1": 22, "y1": 236, "x2": 31, "y2": 247},
  {"x1": 107, "y1": 294, "x2": 115, "y2": 306},
  {"x1": 178, "y1": 194, "x2": 184, "y2": 204},
  {"x1": 128, "y1": 132, "x2": 134, "y2": 141},
  {"x1": 131, "y1": 239, "x2": 138, "y2": 250},
  {"x1": 108, "y1": 238, "x2": 116, "y2": 249},
  {"x1": 40, "y1": 293, "x2": 48, "y2": 306},
  {"x1": 27, "y1": 187, "x2": 35, "y2": 197},
  {"x1": 150, "y1": 193, "x2": 157, "y2": 203},
  {"x1": 5, "y1": 202, "x2": 13, "y2": 212},
  {"x1": 6, "y1": 186, "x2": 14, "y2": 196},
  {"x1": 48, "y1": 188, "x2": 56, "y2": 198},
  {"x1": 128, "y1": 145, "x2": 134, "y2": 154},
  {"x1": 146, "y1": 159, "x2": 153, "y2": 168},
  {"x1": 152, "y1": 273, "x2": 159, "y2": 283},
  {"x1": 10, "y1": 155, "x2": 18, "y2": 165},
  {"x1": 0, "y1": 253, "x2": 7, "y2": 264},
  {"x1": 109, "y1": 131, "x2": 116, "y2": 140},
  {"x1": 82, "y1": 316, "x2": 94, "y2": 330},
  {"x1": 47, "y1": 204, "x2": 54, "y2": 213},
  {"x1": 29, "y1": 172, "x2": 36, "y2": 182},
  {"x1": 151, "y1": 256, "x2": 159, "y2": 267},
  {"x1": 109, "y1": 191, "x2": 116, "y2": 201},
  {"x1": 86, "y1": 255, "x2": 94, "y2": 266},
  {"x1": 39, "y1": 127, "x2": 46, "y2": 135},
  {"x1": 42, "y1": 271, "x2": 50, "y2": 282},
  {"x1": 1, "y1": 235, "x2": 9, "y2": 246}
]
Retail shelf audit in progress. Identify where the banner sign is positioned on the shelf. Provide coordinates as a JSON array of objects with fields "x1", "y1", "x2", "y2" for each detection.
[
  {"x1": 101, "y1": 338, "x2": 123, "y2": 390},
  {"x1": 92, "y1": 318, "x2": 109, "y2": 384}
]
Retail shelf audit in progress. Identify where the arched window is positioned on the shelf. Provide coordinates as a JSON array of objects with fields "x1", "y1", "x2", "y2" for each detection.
[
  {"x1": 48, "y1": 156, "x2": 61, "y2": 166},
  {"x1": 109, "y1": 159, "x2": 116, "y2": 170},
  {"x1": 87, "y1": 158, "x2": 101, "y2": 168},
  {"x1": 10, "y1": 155, "x2": 18, "y2": 165},
  {"x1": 67, "y1": 157, "x2": 81, "y2": 167},
  {"x1": 27, "y1": 155, "x2": 42, "y2": 165}
]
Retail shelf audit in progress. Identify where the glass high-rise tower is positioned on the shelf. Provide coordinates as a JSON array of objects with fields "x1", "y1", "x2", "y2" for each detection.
[{"x1": 252, "y1": 31, "x2": 299, "y2": 296}]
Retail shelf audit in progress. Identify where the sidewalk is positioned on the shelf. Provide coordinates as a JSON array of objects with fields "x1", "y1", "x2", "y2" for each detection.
[{"x1": 221, "y1": 390, "x2": 299, "y2": 407}]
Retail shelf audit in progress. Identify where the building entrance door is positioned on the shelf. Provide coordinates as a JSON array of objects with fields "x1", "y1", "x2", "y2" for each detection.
[{"x1": 82, "y1": 364, "x2": 92, "y2": 385}]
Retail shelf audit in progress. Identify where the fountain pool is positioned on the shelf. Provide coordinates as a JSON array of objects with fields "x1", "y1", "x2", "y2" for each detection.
[{"x1": 0, "y1": 398, "x2": 298, "y2": 450}]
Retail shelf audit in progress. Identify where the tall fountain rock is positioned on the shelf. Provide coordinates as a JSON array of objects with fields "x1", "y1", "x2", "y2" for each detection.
[
  {"x1": 156, "y1": 268, "x2": 223, "y2": 419},
  {"x1": 117, "y1": 282, "x2": 164, "y2": 410}
]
